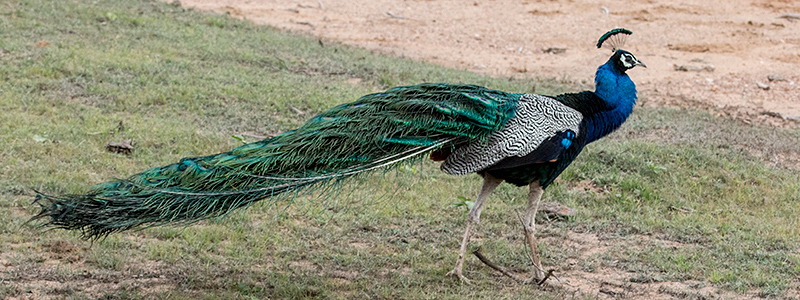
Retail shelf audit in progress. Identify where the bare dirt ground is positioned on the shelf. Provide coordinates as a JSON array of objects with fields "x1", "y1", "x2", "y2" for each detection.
[
  {"x1": 182, "y1": 0, "x2": 800, "y2": 128},
  {"x1": 161, "y1": 0, "x2": 800, "y2": 299}
]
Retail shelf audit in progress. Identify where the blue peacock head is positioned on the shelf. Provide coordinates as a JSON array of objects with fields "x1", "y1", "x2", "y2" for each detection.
[{"x1": 597, "y1": 28, "x2": 646, "y2": 74}]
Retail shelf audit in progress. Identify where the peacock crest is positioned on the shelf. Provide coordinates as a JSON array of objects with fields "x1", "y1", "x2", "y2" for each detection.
[{"x1": 596, "y1": 28, "x2": 633, "y2": 52}]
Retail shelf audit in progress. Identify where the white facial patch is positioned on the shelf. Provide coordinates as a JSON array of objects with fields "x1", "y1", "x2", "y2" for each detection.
[{"x1": 620, "y1": 53, "x2": 634, "y2": 68}]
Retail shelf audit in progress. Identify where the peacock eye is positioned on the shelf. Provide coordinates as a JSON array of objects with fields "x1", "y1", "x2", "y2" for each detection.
[{"x1": 620, "y1": 54, "x2": 634, "y2": 68}]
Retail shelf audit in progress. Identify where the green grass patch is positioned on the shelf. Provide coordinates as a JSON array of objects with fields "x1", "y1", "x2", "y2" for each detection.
[{"x1": 2, "y1": 0, "x2": 800, "y2": 299}]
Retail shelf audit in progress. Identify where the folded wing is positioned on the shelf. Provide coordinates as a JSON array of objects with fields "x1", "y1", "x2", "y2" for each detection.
[{"x1": 440, "y1": 94, "x2": 582, "y2": 175}]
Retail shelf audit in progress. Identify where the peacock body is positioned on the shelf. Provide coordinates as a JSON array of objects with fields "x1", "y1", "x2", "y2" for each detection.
[{"x1": 33, "y1": 29, "x2": 645, "y2": 283}]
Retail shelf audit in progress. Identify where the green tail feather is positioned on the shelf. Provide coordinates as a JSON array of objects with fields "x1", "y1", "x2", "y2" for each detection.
[{"x1": 32, "y1": 83, "x2": 521, "y2": 239}]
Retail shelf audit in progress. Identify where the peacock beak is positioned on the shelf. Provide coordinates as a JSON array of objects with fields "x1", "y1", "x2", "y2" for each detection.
[{"x1": 635, "y1": 58, "x2": 647, "y2": 68}]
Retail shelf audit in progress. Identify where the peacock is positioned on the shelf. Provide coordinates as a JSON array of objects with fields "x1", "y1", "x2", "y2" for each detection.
[{"x1": 32, "y1": 29, "x2": 644, "y2": 283}]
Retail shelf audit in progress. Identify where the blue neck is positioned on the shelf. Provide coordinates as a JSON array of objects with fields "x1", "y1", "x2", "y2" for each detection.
[{"x1": 584, "y1": 59, "x2": 638, "y2": 144}]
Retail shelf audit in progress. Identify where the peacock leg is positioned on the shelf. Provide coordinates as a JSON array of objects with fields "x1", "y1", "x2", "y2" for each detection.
[
  {"x1": 523, "y1": 181, "x2": 546, "y2": 281},
  {"x1": 446, "y1": 173, "x2": 504, "y2": 283}
]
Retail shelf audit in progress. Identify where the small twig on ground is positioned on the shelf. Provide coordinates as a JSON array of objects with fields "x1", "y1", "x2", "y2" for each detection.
[
  {"x1": 386, "y1": 11, "x2": 403, "y2": 19},
  {"x1": 761, "y1": 111, "x2": 800, "y2": 122},
  {"x1": 317, "y1": 0, "x2": 324, "y2": 9},
  {"x1": 472, "y1": 248, "x2": 526, "y2": 282},
  {"x1": 290, "y1": 105, "x2": 306, "y2": 115},
  {"x1": 599, "y1": 288, "x2": 622, "y2": 297},
  {"x1": 472, "y1": 248, "x2": 559, "y2": 286}
]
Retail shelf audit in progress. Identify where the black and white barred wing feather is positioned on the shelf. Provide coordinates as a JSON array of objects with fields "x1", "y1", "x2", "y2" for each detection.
[{"x1": 441, "y1": 94, "x2": 582, "y2": 175}]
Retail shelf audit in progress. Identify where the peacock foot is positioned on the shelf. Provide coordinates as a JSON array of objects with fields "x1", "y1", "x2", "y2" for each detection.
[
  {"x1": 530, "y1": 263, "x2": 545, "y2": 282},
  {"x1": 446, "y1": 268, "x2": 472, "y2": 284}
]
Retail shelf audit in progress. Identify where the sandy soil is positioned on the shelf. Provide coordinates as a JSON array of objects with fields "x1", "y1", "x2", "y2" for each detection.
[{"x1": 181, "y1": 0, "x2": 800, "y2": 127}]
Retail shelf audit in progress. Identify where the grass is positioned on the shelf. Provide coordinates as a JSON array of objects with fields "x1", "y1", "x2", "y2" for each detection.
[{"x1": 2, "y1": 0, "x2": 800, "y2": 299}]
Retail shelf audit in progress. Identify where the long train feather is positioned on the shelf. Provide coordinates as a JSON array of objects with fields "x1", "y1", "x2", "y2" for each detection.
[{"x1": 32, "y1": 83, "x2": 522, "y2": 239}]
